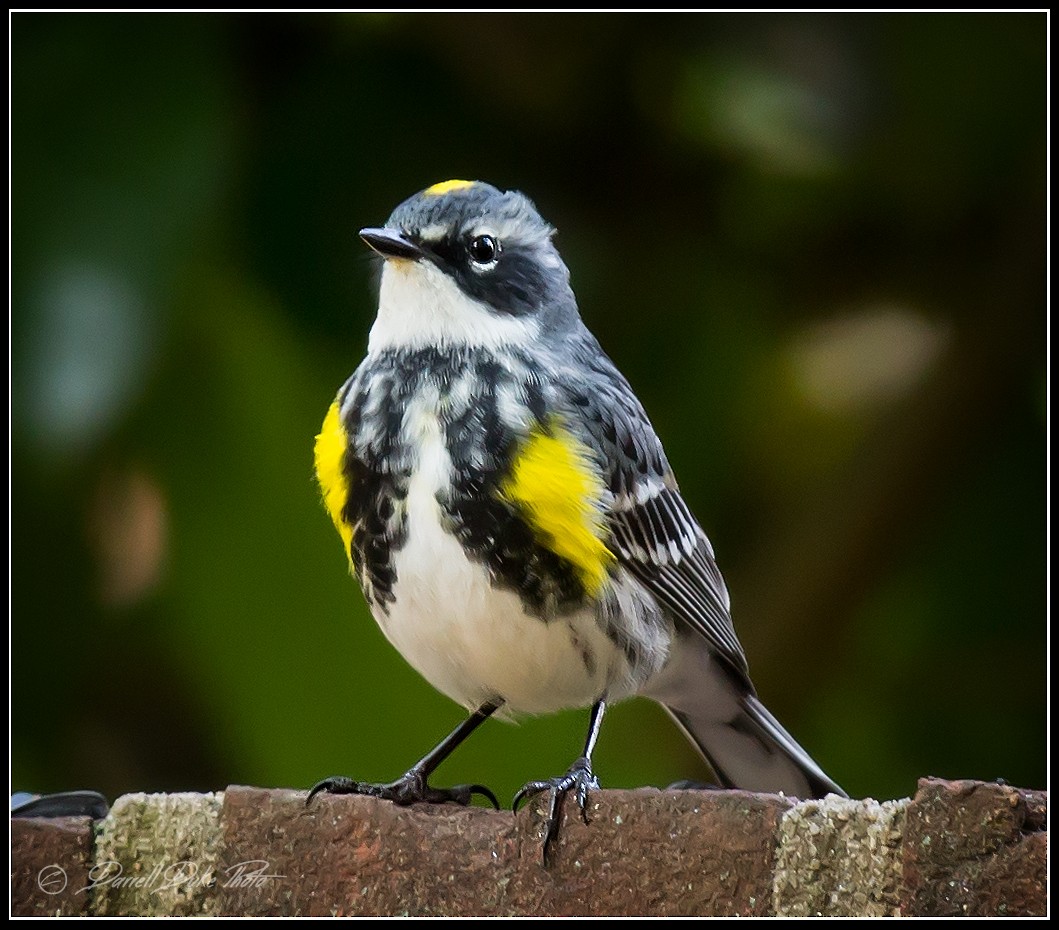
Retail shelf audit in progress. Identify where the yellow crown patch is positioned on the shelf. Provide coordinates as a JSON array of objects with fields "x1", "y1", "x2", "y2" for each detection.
[{"x1": 424, "y1": 179, "x2": 476, "y2": 196}]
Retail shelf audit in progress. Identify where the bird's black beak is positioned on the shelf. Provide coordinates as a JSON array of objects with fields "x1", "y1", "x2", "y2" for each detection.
[{"x1": 359, "y1": 227, "x2": 426, "y2": 261}]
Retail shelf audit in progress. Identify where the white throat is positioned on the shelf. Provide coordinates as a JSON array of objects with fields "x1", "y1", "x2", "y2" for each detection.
[{"x1": 367, "y1": 260, "x2": 540, "y2": 353}]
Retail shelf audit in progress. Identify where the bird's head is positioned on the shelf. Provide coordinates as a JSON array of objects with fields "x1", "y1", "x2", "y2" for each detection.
[{"x1": 361, "y1": 180, "x2": 579, "y2": 353}]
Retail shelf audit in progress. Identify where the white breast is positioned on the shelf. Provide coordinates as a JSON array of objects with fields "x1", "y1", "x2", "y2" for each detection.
[{"x1": 373, "y1": 389, "x2": 624, "y2": 715}]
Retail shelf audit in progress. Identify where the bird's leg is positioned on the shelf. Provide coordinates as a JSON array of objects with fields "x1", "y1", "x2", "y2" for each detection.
[
  {"x1": 513, "y1": 698, "x2": 607, "y2": 863},
  {"x1": 307, "y1": 700, "x2": 502, "y2": 810}
]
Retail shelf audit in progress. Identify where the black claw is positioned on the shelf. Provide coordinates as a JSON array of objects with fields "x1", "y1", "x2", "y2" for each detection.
[
  {"x1": 307, "y1": 776, "x2": 356, "y2": 805},
  {"x1": 467, "y1": 784, "x2": 501, "y2": 811},
  {"x1": 512, "y1": 780, "x2": 551, "y2": 812}
]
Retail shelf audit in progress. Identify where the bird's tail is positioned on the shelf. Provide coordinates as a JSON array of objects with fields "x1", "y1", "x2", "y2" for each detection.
[
  {"x1": 652, "y1": 644, "x2": 846, "y2": 799},
  {"x1": 665, "y1": 696, "x2": 846, "y2": 799}
]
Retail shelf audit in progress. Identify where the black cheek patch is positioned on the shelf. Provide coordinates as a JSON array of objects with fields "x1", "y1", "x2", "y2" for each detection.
[{"x1": 455, "y1": 248, "x2": 548, "y2": 317}]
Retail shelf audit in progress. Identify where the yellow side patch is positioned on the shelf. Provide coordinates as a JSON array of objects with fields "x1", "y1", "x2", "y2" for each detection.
[
  {"x1": 314, "y1": 399, "x2": 355, "y2": 569},
  {"x1": 499, "y1": 424, "x2": 615, "y2": 596},
  {"x1": 424, "y1": 179, "x2": 476, "y2": 196}
]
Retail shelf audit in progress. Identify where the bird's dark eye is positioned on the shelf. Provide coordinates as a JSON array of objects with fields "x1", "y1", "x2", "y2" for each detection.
[{"x1": 468, "y1": 234, "x2": 500, "y2": 266}]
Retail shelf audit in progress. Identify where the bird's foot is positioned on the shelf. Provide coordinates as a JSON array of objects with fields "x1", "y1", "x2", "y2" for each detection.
[
  {"x1": 513, "y1": 755, "x2": 599, "y2": 864},
  {"x1": 307, "y1": 771, "x2": 499, "y2": 810}
]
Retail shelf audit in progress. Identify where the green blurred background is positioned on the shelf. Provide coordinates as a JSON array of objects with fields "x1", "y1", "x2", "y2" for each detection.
[{"x1": 12, "y1": 12, "x2": 1045, "y2": 806}]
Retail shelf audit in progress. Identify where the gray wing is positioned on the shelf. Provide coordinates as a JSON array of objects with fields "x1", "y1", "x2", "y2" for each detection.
[{"x1": 559, "y1": 335, "x2": 750, "y2": 678}]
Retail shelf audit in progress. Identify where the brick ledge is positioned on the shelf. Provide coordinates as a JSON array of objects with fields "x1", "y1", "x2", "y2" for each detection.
[{"x1": 10, "y1": 778, "x2": 1046, "y2": 917}]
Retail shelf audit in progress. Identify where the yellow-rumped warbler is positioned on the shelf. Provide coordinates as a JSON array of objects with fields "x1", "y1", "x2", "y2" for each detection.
[{"x1": 310, "y1": 180, "x2": 845, "y2": 846}]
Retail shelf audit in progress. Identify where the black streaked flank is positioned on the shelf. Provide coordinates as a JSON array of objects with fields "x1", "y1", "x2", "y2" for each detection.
[
  {"x1": 336, "y1": 346, "x2": 607, "y2": 618},
  {"x1": 445, "y1": 483, "x2": 588, "y2": 618},
  {"x1": 341, "y1": 458, "x2": 406, "y2": 609}
]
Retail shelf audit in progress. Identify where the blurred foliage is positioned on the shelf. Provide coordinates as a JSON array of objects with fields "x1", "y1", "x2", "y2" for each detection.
[{"x1": 12, "y1": 12, "x2": 1045, "y2": 806}]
